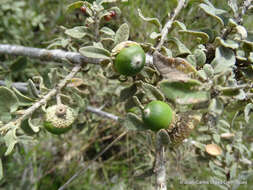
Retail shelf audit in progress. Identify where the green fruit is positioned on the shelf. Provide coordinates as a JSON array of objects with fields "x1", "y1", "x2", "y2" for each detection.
[
  {"x1": 142, "y1": 100, "x2": 173, "y2": 131},
  {"x1": 43, "y1": 104, "x2": 75, "y2": 135},
  {"x1": 114, "y1": 44, "x2": 145, "y2": 76}
]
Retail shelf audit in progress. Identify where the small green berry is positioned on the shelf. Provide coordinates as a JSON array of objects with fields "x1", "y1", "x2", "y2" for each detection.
[{"x1": 44, "y1": 104, "x2": 75, "y2": 135}]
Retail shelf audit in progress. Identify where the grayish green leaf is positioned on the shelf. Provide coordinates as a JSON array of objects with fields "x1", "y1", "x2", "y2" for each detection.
[
  {"x1": 0, "y1": 87, "x2": 19, "y2": 113},
  {"x1": 199, "y1": 3, "x2": 227, "y2": 25},
  {"x1": 121, "y1": 113, "x2": 146, "y2": 131},
  {"x1": 244, "y1": 103, "x2": 253, "y2": 123},
  {"x1": 65, "y1": 26, "x2": 88, "y2": 39},
  {"x1": 211, "y1": 46, "x2": 235, "y2": 74},
  {"x1": 159, "y1": 80, "x2": 209, "y2": 105},
  {"x1": 4, "y1": 128, "x2": 18, "y2": 156},
  {"x1": 167, "y1": 37, "x2": 191, "y2": 56},
  {"x1": 79, "y1": 46, "x2": 111, "y2": 59},
  {"x1": 114, "y1": 23, "x2": 129, "y2": 46},
  {"x1": 137, "y1": 9, "x2": 162, "y2": 30}
]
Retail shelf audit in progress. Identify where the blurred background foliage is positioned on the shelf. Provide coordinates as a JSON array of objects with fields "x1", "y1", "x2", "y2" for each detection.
[{"x1": 0, "y1": 0, "x2": 253, "y2": 190}]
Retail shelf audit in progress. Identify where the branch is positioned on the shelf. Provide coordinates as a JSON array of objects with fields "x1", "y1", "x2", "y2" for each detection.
[
  {"x1": 154, "y1": 133, "x2": 167, "y2": 190},
  {"x1": 0, "y1": 44, "x2": 102, "y2": 65},
  {"x1": 0, "y1": 81, "x2": 120, "y2": 122},
  {"x1": 0, "y1": 64, "x2": 81, "y2": 132},
  {"x1": 156, "y1": 0, "x2": 186, "y2": 50},
  {"x1": 86, "y1": 106, "x2": 119, "y2": 121},
  {"x1": 0, "y1": 44, "x2": 153, "y2": 66},
  {"x1": 58, "y1": 131, "x2": 127, "y2": 190}
]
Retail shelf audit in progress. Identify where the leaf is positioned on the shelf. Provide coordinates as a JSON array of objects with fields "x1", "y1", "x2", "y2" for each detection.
[
  {"x1": 12, "y1": 87, "x2": 35, "y2": 106},
  {"x1": 196, "y1": 134, "x2": 212, "y2": 141},
  {"x1": 228, "y1": 0, "x2": 238, "y2": 14},
  {"x1": 109, "y1": 6, "x2": 121, "y2": 16},
  {"x1": 119, "y1": 84, "x2": 137, "y2": 102},
  {"x1": 121, "y1": 113, "x2": 146, "y2": 131},
  {"x1": 172, "y1": 21, "x2": 186, "y2": 30},
  {"x1": 213, "y1": 134, "x2": 220, "y2": 143},
  {"x1": 199, "y1": 3, "x2": 227, "y2": 26},
  {"x1": 179, "y1": 30, "x2": 209, "y2": 44},
  {"x1": 66, "y1": 1, "x2": 85, "y2": 13},
  {"x1": 208, "y1": 98, "x2": 224, "y2": 116},
  {"x1": 159, "y1": 80, "x2": 210, "y2": 105},
  {"x1": 4, "y1": 128, "x2": 18, "y2": 156},
  {"x1": 140, "y1": 82, "x2": 165, "y2": 101},
  {"x1": 27, "y1": 79, "x2": 40, "y2": 98},
  {"x1": 194, "y1": 49, "x2": 206, "y2": 67},
  {"x1": 79, "y1": 46, "x2": 111, "y2": 59},
  {"x1": 230, "y1": 163, "x2": 237, "y2": 179},
  {"x1": 0, "y1": 87, "x2": 19, "y2": 113},
  {"x1": 150, "y1": 32, "x2": 161, "y2": 40},
  {"x1": 65, "y1": 26, "x2": 88, "y2": 39},
  {"x1": 153, "y1": 51, "x2": 197, "y2": 80},
  {"x1": 137, "y1": 9, "x2": 162, "y2": 30},
  {"x1": 244, "y1": 103, "x2": 253, "y2": 123},
  {"x1": 215, "y1": 37, "x2": 239, "y2": 49},
  {"x1": 114, "y1": 23, "x2": 129, "y2": 46},
  {"x1": 100, "y1": 26, "x2": 115, "y2": 36},
  {"x1": 167, "y1": 37, "x2": 191, "y2": 56},
  {"x1": 211, "y1": 46, "x2": 236, "y2": 74},
  {"x1": 10, "y1": 56, "x2": 27, "y2": 72}
]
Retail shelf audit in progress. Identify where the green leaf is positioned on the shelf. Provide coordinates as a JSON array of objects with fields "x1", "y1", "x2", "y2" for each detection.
[
  {"x1": 100, "y1": 27, "x2": 115, "y2": 36},
  {"x1": 172, "y1": 21, "x2": 186, "y2": 30},
  {"x1": 27, "y1": 79, "x2": 40, "y2": 98},
  {"x1": 228, "y1": 0, "x2": 238, "y2": 14},
  {"x1": 159, "y1": 80, "x2": 210, "y2": 105},
  {"x1": 211, "y1": 46, "x2": 235, "y2": 74},
  {"x1": 79, "y1": 46, "x2": 111, "y2": 59},
  {"x1": 194, "y1": 49, "x2": 206, "y2": 67},
  {"x1": 208, "y1": 98, "x2": 224, "y2": 116},
  {"x1": 10, "y1": 56, "x2": 27, "y2": 72},
  {"x1": 179, "y1": 30, "x2": 209, "y2": 44},
  {"x1": 196, "y1": 134, "x2": 212, "y2": 141},
  {"x1": 213, "y1": 134, "x2": 220, "y2": 143},
  {"x1": 66, "y1": 1, "x2": 85, "y2": 13},
  {"x1": 230, "y1": 163, "x2": 237, "y2": 179},
  {"x1": 203, "y1": 64, "x2": 214, "y2": 78},
  {"x1": 4, "y1": 128, "x2": 18, "y2": 156},
  {"x1": 244, "y1": 103, "x2": 253, "y2": 123},
  {"x1": 21, "y1": 119, "x2": 34, "y2": 135},
  {"x1": 215, "y1": 37, "x2": 239, "y2": 49},
  {"x1": 121, "y1": 113, "x2": 146, "y2": 131},
  {"x1": 199, "y1": 3, "x2": 227, "y2": 26},
  {"x1": 114, "y1": 23, "x2": 129, "y2": 46},
  {"x1": 12, "y1": 87, "x2": 35, "y2": 106},
  {"x1": 137, "y1": 9, "x2": 162, "y2": 30},
  {"x1": 65, "y1": 26, "x2": 88, "y2": 39},
  {"x1": 167, "y1": 37, "x2": 191, "y2": 56},
  {"x1": 109, "y1": 6, "x2": 121, "y2": 16},
  {"x1": 0, "y1": 87, "x2": 19, "y2": 113},
  {"x1": 119, "y1": 84, "x2": 137, "y2": 102},
  {"x1": 141, "y1": 82, "x2": 165, "y2": 101}
]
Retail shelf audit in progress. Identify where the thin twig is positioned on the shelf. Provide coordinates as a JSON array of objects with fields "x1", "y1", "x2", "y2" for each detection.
[
  {"x1": 0, "y1": 44, "x2": 153, "y2": 66},
  {"x1": 154, "y1": 134, "x2": 167, "y2": 190},
  {"x1": 156, "y1": 0, "x2": 186, "y2": 51},
  {"x1": 86, "y1": 106, "x2": 119, "y2": 121},
  {"x1": 0, "y1": 64, "x2": 81, "y2": 131},
  {"x1": 58, "y1": 131, "x2": 127, "y2": 190},
  {"x1": 0, "y1": 81, "x2": 120, "y2": 122},
  {"x1": 0, "y1": 44, "x2": 102, "y2": 65}
]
